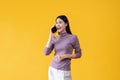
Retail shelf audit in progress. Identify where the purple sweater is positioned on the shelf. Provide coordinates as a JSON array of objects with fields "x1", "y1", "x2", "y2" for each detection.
[{"x1": 44, "y1": 32, "x2": 82, "y2": 71}]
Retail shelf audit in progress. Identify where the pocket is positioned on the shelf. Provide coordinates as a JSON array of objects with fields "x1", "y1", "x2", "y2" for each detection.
[{"x1": 64, "y1": 71, "x2": 72, "y2": 80}]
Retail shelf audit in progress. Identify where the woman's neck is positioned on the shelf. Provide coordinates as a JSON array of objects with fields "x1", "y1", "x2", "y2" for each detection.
[{"x1": 59, "y1": 30, "x2": 66, "y2": 34}]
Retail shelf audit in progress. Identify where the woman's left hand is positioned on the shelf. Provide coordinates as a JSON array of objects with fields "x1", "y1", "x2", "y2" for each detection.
[
  {"x1": 54, "y1": 54, "x2": 75, "y2": 61},
  {"x1": 54, "y1": 54, "x2": 66, "y2": 61}
]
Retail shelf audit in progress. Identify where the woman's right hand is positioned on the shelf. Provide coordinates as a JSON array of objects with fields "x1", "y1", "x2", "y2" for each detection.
[{"x1": 50, "y1": 26, "x2": 56, "y2": 39}]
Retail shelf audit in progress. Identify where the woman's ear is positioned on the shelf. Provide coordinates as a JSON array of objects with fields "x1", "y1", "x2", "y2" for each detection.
[{"x1": 65, "y1": 23, "x2": 68, "y2": 27}]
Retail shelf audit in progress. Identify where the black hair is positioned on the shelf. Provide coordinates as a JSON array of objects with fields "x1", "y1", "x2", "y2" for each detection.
[{"x1": 56, "y1": 15, "x2": 72, "y2": 34}]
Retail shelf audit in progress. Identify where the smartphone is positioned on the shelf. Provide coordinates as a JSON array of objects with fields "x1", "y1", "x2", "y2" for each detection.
[{"x1": 51, "y1": 26, "x2": 57, "y2": 33}]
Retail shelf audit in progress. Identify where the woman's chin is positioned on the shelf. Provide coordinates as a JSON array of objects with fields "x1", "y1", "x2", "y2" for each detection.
[{"x1": 58, "y1": 30, "x2": 61, "y2": 33}]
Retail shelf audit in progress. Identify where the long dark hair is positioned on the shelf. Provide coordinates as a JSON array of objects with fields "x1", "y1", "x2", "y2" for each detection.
[{"x1": 56, "y1": 15, "x2": 72, "y2": 34}]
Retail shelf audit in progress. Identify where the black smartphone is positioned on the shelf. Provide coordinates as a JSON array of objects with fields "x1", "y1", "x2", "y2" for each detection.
[{"x1": 51, "y1": 26, "x2": 57, "y2": 33}]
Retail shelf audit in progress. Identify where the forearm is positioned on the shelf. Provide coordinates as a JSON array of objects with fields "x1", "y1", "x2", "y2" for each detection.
[
  {"x1": 46, "y1": 34, "x2": 54, "y2": 48},
  {"x1": 44, "y1": 35, "x2": 54, "y2": 55},
  {"x1": 46, "y1": 37, "x2": 52, "y2": 48},
  {"x1": 54, "y1": 54, "x2": 80, "y2": 61},
  {"x1": 63, "y1": 54, "x2": 79, "y2": 59}
]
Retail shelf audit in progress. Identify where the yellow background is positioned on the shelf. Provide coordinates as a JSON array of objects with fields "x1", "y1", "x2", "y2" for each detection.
[{"x1": 0, "y1": 0, "x2": 119, "y2": 80}]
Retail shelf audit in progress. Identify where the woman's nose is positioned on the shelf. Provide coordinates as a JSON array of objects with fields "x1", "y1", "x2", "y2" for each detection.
[{"x1": 56, "y1": 24, "x2": 59, "y2": 28}]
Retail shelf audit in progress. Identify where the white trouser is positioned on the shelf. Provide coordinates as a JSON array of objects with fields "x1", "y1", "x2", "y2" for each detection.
[{"x1": 48, "y1": 66, "x2": 72, "y2": 80}]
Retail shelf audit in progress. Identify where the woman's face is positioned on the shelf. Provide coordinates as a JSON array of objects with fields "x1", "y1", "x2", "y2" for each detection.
[{"x1": 56, "y1": 18, "x2": 67, "y2": 33}]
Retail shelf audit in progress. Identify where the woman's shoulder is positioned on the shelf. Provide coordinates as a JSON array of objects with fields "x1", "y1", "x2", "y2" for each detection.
[
  {"x1": 68, "y1": 34, "x2": 78, "y2": 39},
  {"x1": 67, "y1": 34, "x2": 79, "y2": 44}
]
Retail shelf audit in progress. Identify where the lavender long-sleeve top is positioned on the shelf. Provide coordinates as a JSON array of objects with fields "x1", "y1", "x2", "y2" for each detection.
[{"x1": 44, "y1": 32, "x2": 82, "y2": 71}]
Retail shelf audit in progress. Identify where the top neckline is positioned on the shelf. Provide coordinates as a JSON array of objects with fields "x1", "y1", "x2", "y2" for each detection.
[{"x1": 59, "y1": 32, "x2": 69, "y2": 38}]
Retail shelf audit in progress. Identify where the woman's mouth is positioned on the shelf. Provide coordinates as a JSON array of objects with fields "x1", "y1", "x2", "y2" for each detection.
[{"x1": 57, "y1": 27, "x2": 61, "y2": 30}]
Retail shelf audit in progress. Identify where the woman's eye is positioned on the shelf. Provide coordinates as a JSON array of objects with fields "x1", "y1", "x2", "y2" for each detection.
[
  {"x1": 59, "y1": 21, "x2": 62, "y2": 24},
  {"x1": 56, "y1": 20, "x2": 63, "y2": 24}
]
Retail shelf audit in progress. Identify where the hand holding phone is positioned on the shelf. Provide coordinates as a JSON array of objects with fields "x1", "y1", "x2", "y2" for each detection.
[{"x1": 51, "y1": 25, "x2": 57, "y2": 33}]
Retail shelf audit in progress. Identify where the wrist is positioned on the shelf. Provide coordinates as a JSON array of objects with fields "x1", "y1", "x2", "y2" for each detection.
[
  {"x1": 63, "y1": 54, "x2": 76, "y2": 59},
  {"x1": 63, "y1": 54, "x2": 71, "y2": 59}
]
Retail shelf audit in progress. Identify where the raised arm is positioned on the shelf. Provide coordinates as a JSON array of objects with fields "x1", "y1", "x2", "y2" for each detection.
[{"x1": 44, "y1": 28, "x2": 56, "y2": 55}]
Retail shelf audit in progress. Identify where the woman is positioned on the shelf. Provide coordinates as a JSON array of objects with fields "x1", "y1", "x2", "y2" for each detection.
[{"x1": 44, "y1": 15, "x2": 82, "y2": 80}]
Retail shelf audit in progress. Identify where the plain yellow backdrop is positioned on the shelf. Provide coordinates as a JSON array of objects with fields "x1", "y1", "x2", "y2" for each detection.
[{"x1": 0, "y1": 0, "x2": 119, "y2": 80}]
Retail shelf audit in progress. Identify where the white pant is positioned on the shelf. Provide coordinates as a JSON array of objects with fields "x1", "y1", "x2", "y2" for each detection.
[{"x1": 48, "y1": 66, "x2": 72, "y2": 80}]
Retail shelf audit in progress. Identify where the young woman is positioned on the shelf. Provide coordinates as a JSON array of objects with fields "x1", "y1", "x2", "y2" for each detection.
[{"x1": 44, "y1": 15, "x2": 82, "y2": 80}]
